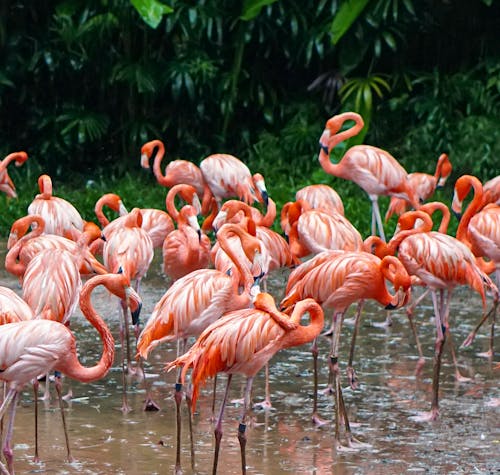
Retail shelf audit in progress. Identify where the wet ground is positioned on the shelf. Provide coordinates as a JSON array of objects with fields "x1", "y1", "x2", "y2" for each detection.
[{"x1": 1, "y1": 256, "x2": 499, "y2": 474}]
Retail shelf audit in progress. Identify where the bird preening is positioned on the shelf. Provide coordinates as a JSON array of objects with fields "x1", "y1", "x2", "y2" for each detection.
[{"x1": 0, "y1": 112, "x2": 497, "y2": 475}]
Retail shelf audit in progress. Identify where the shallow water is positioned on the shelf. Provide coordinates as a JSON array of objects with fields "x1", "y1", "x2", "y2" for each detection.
[{"x1": 1, "y1": 255, "x2": 499, "y2": 475}]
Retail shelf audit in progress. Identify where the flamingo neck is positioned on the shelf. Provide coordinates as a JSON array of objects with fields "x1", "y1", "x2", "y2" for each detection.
[
  {"x1": 318, "y1": 112, "x2": 364, "y2": 175},
  {"x1": 59, "y1": 276, "x2": 115, "y2": 382},
  {"x1": 456, "y1": 177, "x2": 483, "y2": 244},
  {"x1": 279, "y1": 299, "x2": 324, "y2": 348},
  {"x1": 150, "y1": 140, "x2": 170, "y2": 186}
]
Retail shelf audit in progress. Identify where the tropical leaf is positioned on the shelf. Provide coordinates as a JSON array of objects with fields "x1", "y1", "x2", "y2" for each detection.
[
  {"x1": 130, "y1": 0, "x2": 173, "y2": 29},
  {"x1": 241, "y1": 0, "x2": 279, "y2": 21},
  {"x1": 331, "y1": 0, "x2": 370, "y2": 44}
]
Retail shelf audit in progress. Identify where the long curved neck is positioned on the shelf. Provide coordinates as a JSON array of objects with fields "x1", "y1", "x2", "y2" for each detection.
[
  {"x1": 59, "y1": 276, "x2": 115, "y2": 382},
  {"x1": 1, "y1": 152, "x2": 25, "y2": 170},
  {"x1": 380, "y1": 256, "x2": 410, "y2": 308},
  {"x1": 318, "y1": 112, "x2": 364, "y2": 175},
  {"x1": 149, "y1": 140, "x2": 170, "y2": 186},
  {"x1": 280, "y1": 299, "x2": 324, "y2": 348},
  {"x1": 6, "y1": 216, "x2": 45, "y2": 277},
  {"x1": 37, "y1": 175, "x2": 53, "y2": 199},
  {"x1": 217, "y1": 225, "x2": 256, "y2": 293},
  {"x1": 456, "y1": 177, "x2": 483, "y2": 243},
  {"x1": 257, "y1": 198, "x2": 276, "y2": 227},
  {"x1": 166, "y1": 184, "x2": 199, "y2": 223}
]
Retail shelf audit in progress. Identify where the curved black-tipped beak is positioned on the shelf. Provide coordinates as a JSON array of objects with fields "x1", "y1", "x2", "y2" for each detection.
[
  {"x1": 385, "y1": 302, "x2": 397, "y2": 310},
  {"x1": 436, "y1": 184, "x2": 444, "y2": 190},
  {"x1": 453, "y1": 210, "x2": 462, "y2": 221},
  {"x1": 100, "y1": 233, "x2": 107, "y2": 242},
  {"x1": 197, "y1": 229, "x2": 202, "y2": 241},
  {"x1": 131, "y1": 301, "x2": 142, "y2": 326},
  {"x1": 261, "y1": 190, "x2": 269, "y2": 207},
  {"x1": 253, "y1": 270, "x2": 266, "y2": 285},
  {"x1": 319, "y1": 142, "x2": 329, "y2": 155}
]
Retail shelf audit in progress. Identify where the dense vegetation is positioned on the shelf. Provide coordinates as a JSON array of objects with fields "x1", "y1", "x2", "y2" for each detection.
[{"x1": 0, "y1": 0, "x2": 499, "y2": 236}]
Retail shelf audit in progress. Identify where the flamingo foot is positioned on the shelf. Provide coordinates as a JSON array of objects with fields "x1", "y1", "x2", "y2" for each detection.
[
  {"x1": 410, "y1": 409, "x2": 439, "y2": 422},
  {"x1": 346, "y1": 435, "x2": 372, "y2": 449},
  {"x1": 334, "y1": 438, "x2": 359, "y2": 452},
  {"x1": 62, "y1": 389, "x2": 73, "y2": 401},
  {"x1": 312, "y1": 413, "x2": 329, "y2": 427},
  {"x1": 253, "y1": 399, "x2": 274, "y2": 411},
  {"x1": 454, "y1": 370, "x2": 472, "y2": 383},
  {"x1": 476, "y1": 349, "x2": 494, "y2": 359},
  {"x1": 320, "y1": 385, "x2": 334, "y2": 396},
  {"x1": 461, "y1": 332, "x2": 475, "y2": 348},
  {"x1": 143, "y1": 398, "x2": 161, "y2": 412}
]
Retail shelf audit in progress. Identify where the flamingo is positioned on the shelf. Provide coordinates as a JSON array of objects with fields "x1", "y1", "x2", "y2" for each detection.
[
  {"x1": 5, "y1": 215, "x2": 108, "y2": 280},
  {"x1": 137, "y1": 223, "x2": 263, "y2": 474},
  {"x1": 102, "y1": 208, "x2": 154, "y2": 412},
  {"x1": 318, "y1": 111, "x2": 419, "y2": 241},
  {"x1": 481, "y1": 175, "x2": 500, "y2": 209},
  {"x1": 295, "y1": 183, "x2": 345, "y2": 216},
  {"x1": 0, "y1": 151, "x2": 29, "y2": 198},
  {"x1": 27, "y1": 174, "x2": 85, "y2": 241},
  {"x1": 93, "y1": 192, "x2": 174, "y2": 252},
  {"x1": 280, "y1": 250, "x2": 411, "y2": 446},
  {"x1": 140, "y1": 139, "x2": 213, "y2": 214},
  {"x1": 280, "y1": 199, "x2": 363, "y2": 259},
  {"x1": 0, "y1": 272, "x2": 141, "y2": 474},
  {"x1": 384, "y1": 152, "x2": 453, "y2": 221},
  {"x1": 375, "y1": 210, "x2": 498, "y2": 420},
  {"x1": 453, "y1": 175, "x2": 500, "y2": 355},
  {"x1": 162, "y1": 184, "x2": 211, "y2": 282},
  {"x1": 166, "y1": 292, "x2": 324, "y2": 475},
  {"x1": 212, "y1": 199, "x2": 298, "y2": 280},
  {"x1": 200, "y1": 153, "x2": 268, "y2": 209},
  {"x1": 0, "y1": 287, "x2": 34, "y2": 324}
]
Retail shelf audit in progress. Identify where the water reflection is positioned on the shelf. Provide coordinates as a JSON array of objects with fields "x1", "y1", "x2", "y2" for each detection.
[{"x1": 0, "y1": 257, "x2": 498, "y2": 474}]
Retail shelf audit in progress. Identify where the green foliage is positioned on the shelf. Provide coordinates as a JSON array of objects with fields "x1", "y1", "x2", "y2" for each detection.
[{"x1": 130, "y1": 0, "x2": 173, "y2": 28}]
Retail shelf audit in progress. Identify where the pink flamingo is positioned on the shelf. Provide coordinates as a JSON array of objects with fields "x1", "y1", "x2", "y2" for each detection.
[
  {"x1": 295, "y1": 183, "x2": 345, "y2": 215},
  {"x1": 137, "y1": 223, "x2": 263, "y2": 474},
  {"x1": 200, "y1": 153, "x2": 268, "y2": 208},
  {"x1": 453, "y1": 175, "x2": 500, "y2": 355},
  {"x1": 0, "y1": 151, "x2": 29, "y2": 198},
  {"x1": 162, "y1": 184, "x2": 211, "y2": 282},
  {"x1": 280, "y1": 199, "x2": 363, "y2": 259},
  {"x1": 0, "y1": 272, "x2": 141, "y2": 474},
  {"x1": 166, "y1": 292, "x2": 324, "y2": 475},
  {"x1": 6, "y1": 215, "x2": 107, "y2": 280},
  {"x1": 102, "y1": 208, "x2": 154, "y2": 411},
  {"x1": 318, "y1": 112, "x2": 419, "y2": 241},
  {"x1": 385, "y1": 153, "x2": 453, "y2": 221},
  {"x1": 375, "y1": 210, "x2": 498, "y2": 420},
  {"x1": 140, "y1": 139, "x2": 213, "y2": 214},
  {"x1": 281, "y1": 250, "x2": 411, "y2": 445},
  {"x1": 27, "y1": 174, "x2": 85, "y2": 241}
]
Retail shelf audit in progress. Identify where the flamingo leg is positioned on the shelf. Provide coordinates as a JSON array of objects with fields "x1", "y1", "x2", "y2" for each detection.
[
  {"x1": 2, "y1": 389, "x2": 18, "y2": 474},
  {"x1": 54, "y1": 374, "x2": 73, "y2": 462},
  {"x1": 238, "y1": 376, "x2": 254, "y2": 475},
  {"x1": 140, "y1": 356, "x2": 160, "y2": 411},
  {"x1": 370, "y1": 195, "x2": 386, "y2": 242},
  {"x1": 310, "y1": 337, "x2": 327, "y2": 426},
  {"x1": 346, "y1": 300, "x2": 364, "y2": 390},
  {"x1": 174, "y1": 339, "x2": 188, "y2": 475},
  {"x1": 213, "y1": 374, "x2": 232, "y2": 475},
  {"x1": 32, "y1": 380, "x2": 40, "y2": 463},
  {"x1": 405, "y1": 288, "x2": 430, "y2": 374},
  {"x1": 329, "y1": 312, "x2": 345, "y2": 449},
  {"x1": 253, "y1": 364, "x2": 272, "y2": 410},
  {"x1": 211, "y1": 374, "x2": 218, "y2": 421},
  {"x1": 184, "y1": 385, "x2": 196, "y2": 472},
  {"x1": 412, "y1": 290, "x2": 447, "y2": 421},
  {"x1": 42, "y1": 372, "x2": 51, "y2": 401},
  {"x1": 117, "y1": 302, "x2": 131, "y2": 413}
]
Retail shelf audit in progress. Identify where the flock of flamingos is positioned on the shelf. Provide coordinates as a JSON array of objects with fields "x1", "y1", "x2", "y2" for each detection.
[{"x1": 0, "y1": 111, "x2": 499, "y2": 474}]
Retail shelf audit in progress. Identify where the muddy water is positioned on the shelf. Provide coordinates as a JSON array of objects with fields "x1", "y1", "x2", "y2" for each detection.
[{"x1": 1, "y1": 255, "x2": 499, "y2": 474}]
